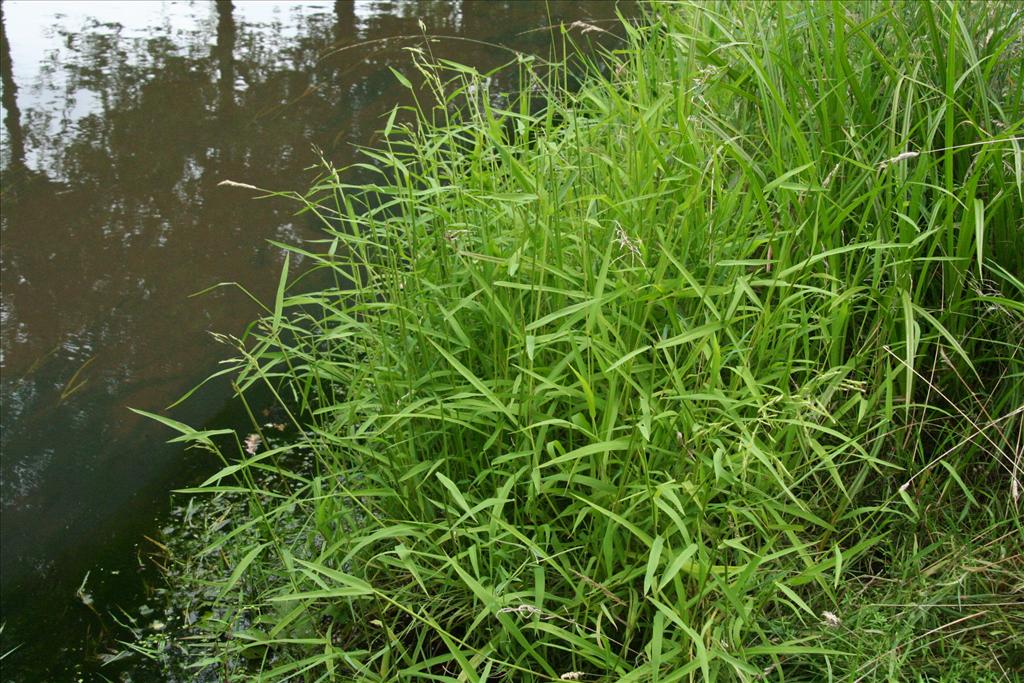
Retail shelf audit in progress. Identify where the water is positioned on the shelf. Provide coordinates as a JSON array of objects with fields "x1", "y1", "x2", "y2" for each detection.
[{"x1": 0, "y1": 1, "x2": 631, "y2": 677}]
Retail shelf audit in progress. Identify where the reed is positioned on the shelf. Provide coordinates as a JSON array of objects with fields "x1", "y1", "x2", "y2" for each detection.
[{"x1": 149, "y1": 2, "x2": 1023, "y2": 679}]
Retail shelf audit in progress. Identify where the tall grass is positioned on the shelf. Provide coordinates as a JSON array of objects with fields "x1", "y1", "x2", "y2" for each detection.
[{"x1": 150, "y1": 1, "x2": 1023, "y2": 680}]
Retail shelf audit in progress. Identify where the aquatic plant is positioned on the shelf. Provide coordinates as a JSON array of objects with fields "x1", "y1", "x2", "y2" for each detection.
[{"x1": 149, "y1": 1, "x2": 1023, "y2": 680}]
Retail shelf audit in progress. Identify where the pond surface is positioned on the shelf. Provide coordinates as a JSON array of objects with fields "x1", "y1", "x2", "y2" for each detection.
[{"x1": 0, "y1": 1, "x2": 630, "y2": 677}]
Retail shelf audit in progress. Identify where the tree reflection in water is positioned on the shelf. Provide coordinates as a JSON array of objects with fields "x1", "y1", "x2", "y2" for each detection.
[{"x1": 0, "y1": 1, "x2": 630, "y2": 677}]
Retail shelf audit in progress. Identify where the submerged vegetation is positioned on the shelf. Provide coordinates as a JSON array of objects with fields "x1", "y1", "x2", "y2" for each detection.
[{"x1": 146, "y1": 1, "x2": 1023, "y2": 680}]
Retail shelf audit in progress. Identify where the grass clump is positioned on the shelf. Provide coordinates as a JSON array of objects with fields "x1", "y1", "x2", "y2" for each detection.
[{"x1": 151, "y1": 2, "x2": 1023, "y2": 680}]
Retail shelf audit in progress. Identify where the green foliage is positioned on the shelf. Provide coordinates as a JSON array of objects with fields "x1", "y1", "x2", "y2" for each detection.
[{"x1": 150, "y1": 2, "x2": 1023, "y2": 680}]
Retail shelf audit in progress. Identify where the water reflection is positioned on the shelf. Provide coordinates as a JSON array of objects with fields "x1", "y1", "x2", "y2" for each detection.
[
  {"x1": 0, "y1": 4, "x2": 25, "y2": 171},
  {"x1": 0, "y1": 0, "x2": 629, "y2": 676}
]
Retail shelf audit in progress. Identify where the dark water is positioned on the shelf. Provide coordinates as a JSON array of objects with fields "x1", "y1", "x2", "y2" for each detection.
[{"x1": 0, "y1": 1, "x2": 630, "y2": 677}]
